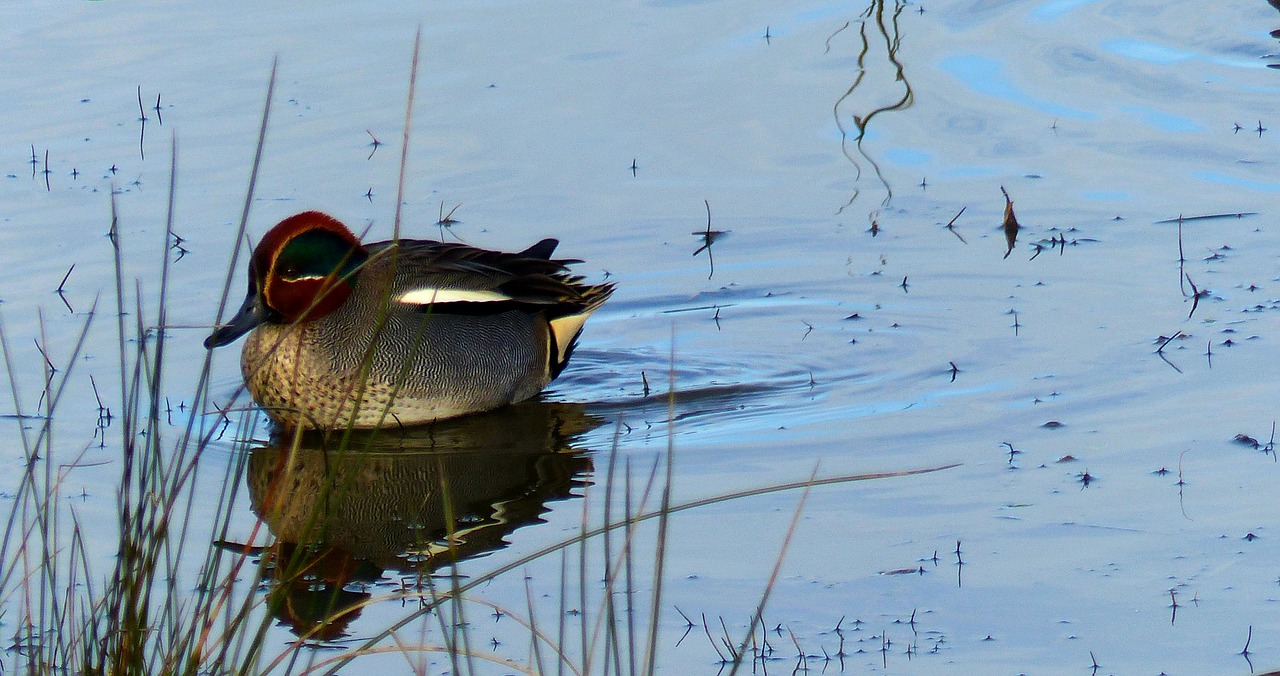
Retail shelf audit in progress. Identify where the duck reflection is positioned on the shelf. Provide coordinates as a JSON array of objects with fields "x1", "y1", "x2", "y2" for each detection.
[{"x1": 237, "y1": 401, "x2": 599, "y2": 641}]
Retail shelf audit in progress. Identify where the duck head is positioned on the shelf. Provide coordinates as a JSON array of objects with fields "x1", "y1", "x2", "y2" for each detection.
[{"x1": 205, "y1": 211, "x2": 368, "y2": 349}]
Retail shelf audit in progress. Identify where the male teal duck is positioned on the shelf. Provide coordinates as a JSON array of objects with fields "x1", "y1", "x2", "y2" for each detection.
[{"x1": 205, "y1": 211, "x2": 614, "y2": 430}]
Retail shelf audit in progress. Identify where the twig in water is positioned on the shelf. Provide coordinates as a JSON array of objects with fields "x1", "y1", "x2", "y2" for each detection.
[
  {"x1": 1155, "y1": 212, "x2": 1257, "y2": 224},
  {"x1": 137, "y1": 85, "x2": 147, "y2": 159},
  {"x1": 945, "y1": 206, "x2": 967, "y2": 243},
  {"x1": 674, "y1": 607, "x2": 695, "y2": 647},
  {"x1": 1240, "y1": 625, "x2": 1254, "y2": 672},
  {"x1": 1155, "y1": 331, "x2": 1182, "y2": 354},
  {"x1": 1184, "y1": 274, "x2": 1208, "y2": 319},
  {"x1": 56, "y1": 264, "x2": 75, "y2": 313},
  {"x1": 1177, "y1": 217, "x2": 1186, "y2": 296},
  {"x1": 691, "y1": 199, "x2": 726, "y2": 280},
  {"x1": 437, "y1": 202, "x2": 461, "y2": 227},
  {"x1": 702, "y1": 613, "x2": 728, "y2": 663}
]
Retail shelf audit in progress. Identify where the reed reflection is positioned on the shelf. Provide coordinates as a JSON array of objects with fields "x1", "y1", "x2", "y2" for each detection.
[
  {"x1": 234, "y1": 401, "x2": 600, "y2": 641},
  {"x1": 831, "y1": 0, "x2": 915, "y2": 230}
]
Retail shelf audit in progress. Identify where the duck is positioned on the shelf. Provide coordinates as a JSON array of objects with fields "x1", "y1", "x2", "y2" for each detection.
[{"x1": 204, "y1": 211, "x2": 614, "y2": 430}]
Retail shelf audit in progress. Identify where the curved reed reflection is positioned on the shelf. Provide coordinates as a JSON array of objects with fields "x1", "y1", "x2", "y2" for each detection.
[
  {"x1": 237, "y1": 401, "x2": 600, "y2": 641},
  {"x1": 831, "y1": 0, "x2": 915, "y2": 229}
]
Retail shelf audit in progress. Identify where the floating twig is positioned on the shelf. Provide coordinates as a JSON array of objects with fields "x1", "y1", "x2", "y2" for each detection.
[
  {"x1": 137, "y1": 85, "x2": 147, "y2": 159},
  {"x1": 691, "y1": 199, "x2": 726, "y2": 280},
  {"x1": 945, "y1": 206, "x2": 967, "y2": 243},
  {"x1": 1155, "y1": 212, "x2": 1257, "y2": 224}
]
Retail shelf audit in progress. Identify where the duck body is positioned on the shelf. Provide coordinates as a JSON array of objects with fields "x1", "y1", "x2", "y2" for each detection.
[{"x1": 206, "y1": 211, "x2": 613, "y2": 430}]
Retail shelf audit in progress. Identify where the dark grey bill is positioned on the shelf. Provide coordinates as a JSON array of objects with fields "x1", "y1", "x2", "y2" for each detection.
[{"x1": 204, "y1": 290, "x2": 270, "y2": 349}]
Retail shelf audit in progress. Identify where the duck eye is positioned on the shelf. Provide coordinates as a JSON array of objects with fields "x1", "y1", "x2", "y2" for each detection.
[{"x1": 278, "y1": 262, "x2": 302, "y2": 278}]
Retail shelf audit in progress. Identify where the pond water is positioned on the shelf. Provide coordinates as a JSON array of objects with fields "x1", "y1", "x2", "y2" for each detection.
[{"x1": 4, "y1": 0, "x2": 1280, "y2": 673}]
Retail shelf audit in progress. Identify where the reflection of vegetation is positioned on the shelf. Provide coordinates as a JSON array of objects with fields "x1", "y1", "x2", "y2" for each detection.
[{"x1": 832, "y1": 0, "x2": 915, "y2": 227}]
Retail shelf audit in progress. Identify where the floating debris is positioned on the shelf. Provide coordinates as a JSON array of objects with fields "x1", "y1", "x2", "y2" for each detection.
[{"x1": 1000, "y1": 186, "x2": 1019, "y2": 259}]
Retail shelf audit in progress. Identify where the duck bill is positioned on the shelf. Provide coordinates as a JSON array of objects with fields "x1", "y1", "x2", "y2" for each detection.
[{"x1": 205, "y1": 290, "x2": 270, "y2": 348}]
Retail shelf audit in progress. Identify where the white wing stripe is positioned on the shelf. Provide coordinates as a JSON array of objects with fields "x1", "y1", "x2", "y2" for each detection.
[{"x1": 396, "y1": 288, "x2": 513, "y2": 305}]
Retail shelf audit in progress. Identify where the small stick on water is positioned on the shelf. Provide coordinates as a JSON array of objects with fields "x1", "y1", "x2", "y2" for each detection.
[
  {"x1": 43, "y1": 150, "x2": 51, "y2": 191},
  {"x1": 1155, "y1": 331, "x2": 1182, "y2": 354},
  {"x1": 154, "y1": 93, "x2": 163, "y2": 124},
  {"x1": 945, "y1": 206, "x2": 967, "y2": 243},
  {"x1": 34, "y1": 338, "x2": 56, "y2": 375},
  {"x1": 56, "y1": 264, "x2": 74, "y2": 293},
  {"x1": 366, "y1": 129, "x2": 382, "y2": 159},
  {"x1": 1155, "y1": 212, "x2": 1257, "y2": 224},
  {"x1": 437, "y1": 202, "x2": 461, "y2": 226},
  {"x1": 89, "y1": 374, "x2": 105, "y2": 412},
  {"x1": 641, "y1": 371, "x2": 650, "y2": 397},
  {"x1": 948, "y1": 361, "x2": 959, "y2": 382},
  {"x1": 56, "y1": 263, "x2": 75, "y2": 312},
  {"x1": 1241, "y1": 625, "x2": 1253, "y2": 660},
  {"x1": 1177, "y1": 217, "x2": 1186, "y2": 296},
  {"x1": 137, "y1": 85, "x2": 147, "y2": 160},
  {"x1": 692, "y1": 199, "x2": 724, "y2": 280},
  {"x1": 1185, "y1": 273, "x2": 1208, "y2": 319}
]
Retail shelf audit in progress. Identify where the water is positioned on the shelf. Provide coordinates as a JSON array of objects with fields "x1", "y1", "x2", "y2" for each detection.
[{"x1": 3, "y1": 0, "x2": 1280, "y2": 673}]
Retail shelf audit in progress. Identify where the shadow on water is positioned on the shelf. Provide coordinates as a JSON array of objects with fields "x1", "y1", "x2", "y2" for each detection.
[
  {"x1": 226, "y1": 402, "x2": 600, "y2": 641},
  {"x1": 831, "y1": 0, "x2": 915, "y2": 230}
]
